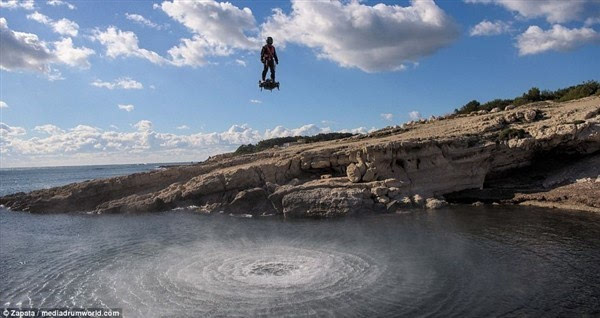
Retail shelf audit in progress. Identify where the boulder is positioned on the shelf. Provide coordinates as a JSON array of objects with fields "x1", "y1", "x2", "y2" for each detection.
[
  {"x1": 362, "y1": 168, "x2": 377, "y2": 182},
  {"x1": 425, "y1": 198, "x2": 448, "y2": 209},
  {"x1": 413, "y1": 194, "x2": 424, "y2": 206},
  {"x1": 490, "y1": 107, "x2": 501, "y2": 113},
  {"x1": 226, "y1": 188, "x2": 276, "y2": 216},
  {"x1": 371, "y1": 186, "x2": 388, "y2": 197},
  {"x1": 281, "y1": 187, "x2": 373, "y2": 218},
  {"x1": 524, "y1": 109, "x2": 538, "y2": 122},
  {"x1": 346, "y1": 163, "x2": 362, "y2": 183}
]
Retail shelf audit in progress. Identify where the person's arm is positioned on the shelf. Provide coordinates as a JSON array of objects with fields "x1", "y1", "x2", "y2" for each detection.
[
  {"x1": 260, "y1": 46, "x2": 265, "y2": 62},
  {"x1": 274, "y1": 48, "x2": 279, "y2": 64}
]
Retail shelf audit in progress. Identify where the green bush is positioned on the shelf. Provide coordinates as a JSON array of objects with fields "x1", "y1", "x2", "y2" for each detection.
[
  {"x1": 454, "y1": 80, "x2": 599, "y2": 114},
  {"x1": 497, "y1": 128, "x2": 526, "y2": 141},
  {"x1": 234, "y1": 133, "x2": 355, "y2": 155}
]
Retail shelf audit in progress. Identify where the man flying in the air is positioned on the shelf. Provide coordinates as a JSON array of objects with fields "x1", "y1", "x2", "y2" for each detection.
[{"x1": 261, "y1": 37, "x2": 279, "y2": 82}]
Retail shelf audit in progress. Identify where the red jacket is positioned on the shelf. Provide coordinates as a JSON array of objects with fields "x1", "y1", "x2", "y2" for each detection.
[{"x1": 261, "y1": 44, "x2": 278, "y2": 64}]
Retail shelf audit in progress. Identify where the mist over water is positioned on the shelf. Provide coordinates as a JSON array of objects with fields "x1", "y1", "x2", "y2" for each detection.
[
  {"x1": 1, "y1": 207, "x2": 600, "y2": 317},
  {"x1": 1, "y1": 165, "x2": 600, "y2": 316}
]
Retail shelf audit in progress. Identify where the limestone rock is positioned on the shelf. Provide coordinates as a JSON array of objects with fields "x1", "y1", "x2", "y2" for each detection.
[
  {"x1": 425, "y1": 198, "x2": 448, "y2": 209},
  {"x1": 413, "y1": 194, "x2": 424, "y2": 206},
  {"x1": 281, "y1": 187, "x2": 372, "y2": 218},
  {"x1": 362, "y1": 168, "x2": 377, "y2": 182},
  {"x1": 226, "y1": 188, "x2": 276, "y2": 216},
  {"x1": 371, "y1": 186, "x2": 388, "y2": 197},
  {"x1": 524, "y1": 109, "x2": 537, "y2": 122},
  {"x1": 490, "y1": 107, "x2": 501, "y2": 113},
  {"x1": 346, "y1": 163, "x2": 362, "y2": 183}
]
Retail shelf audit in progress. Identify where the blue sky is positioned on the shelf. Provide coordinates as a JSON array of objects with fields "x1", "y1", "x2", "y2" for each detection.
[{"x1": 1, "y1": 0, "x2": 599, "y2": 167}]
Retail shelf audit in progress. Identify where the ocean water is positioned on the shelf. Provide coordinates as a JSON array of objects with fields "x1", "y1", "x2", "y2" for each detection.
[{"x1": 1, "y1": 165, "x2": 600, "y2": 317}]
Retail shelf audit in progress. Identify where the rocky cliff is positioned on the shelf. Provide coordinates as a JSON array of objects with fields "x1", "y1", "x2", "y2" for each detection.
[{"x1": 2, "y1": 96, "x2": 600, "y2": 216}]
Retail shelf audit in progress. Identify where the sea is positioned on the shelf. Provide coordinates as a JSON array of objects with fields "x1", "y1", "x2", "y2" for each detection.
[{"x1": 1, "y1": 164, "x2": 599, "y2": 317}]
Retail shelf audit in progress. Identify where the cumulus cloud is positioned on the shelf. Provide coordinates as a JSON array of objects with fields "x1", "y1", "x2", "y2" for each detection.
[
  {"x1": 261, "y1": 0, "x2": 458, "y2": 72},
  {"x1": 118, "y1": 104, "x2": 134, "y2": 112},
  {"x1": 92, "y1": 26, "x2": 168, "y2": 65},
  {"x1": 91, "y1": 77, "x2": 143, "y2": 90},
  {"x1": 409, "y1": 111, "x2": 421, "y2": 120},
  {"x1": 470, "y1": 20, "x2": 512, "y2": 36},
  {"x1": 47, "y1": 0, "x2": 75, "y2": 10},
  {"x1": 464, "y1": 0, "x2": 600, "y2": 23},
  {"x1": 27, "y1": 11, "x2": 79, "y2": 37},
  {"x1": 516, "y1": 25, "x2": 600, "y2": 55},
  {"x1": 0, "y1": 0, "x2": 34, "y2": 10},
  {"x1": 0, "y1": 121, "x2": 373, "y2": 166},
  {"x1": 380, "y1": 113, "x2": 394, "y2": 121},
  {"x1": 157, "y1": 0, "x2": 259, "y2": 67},
  {"x1": 125, "y1": 13, "x2": 164, "y2": 30},
  {"x1": 263, "y1": 124, "x2": 332, "y2": 139},
  {"x1": 0, "y1": 101, "x2": 8, "y2": 108},
  {"x1": 53, "y1": 37, "x2": 94, "y2": 68},
  {"x1": 0, "y1": 18, "x2": 93, "y2": 74}
]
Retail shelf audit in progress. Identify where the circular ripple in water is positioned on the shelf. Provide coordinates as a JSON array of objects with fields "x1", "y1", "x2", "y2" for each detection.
[{"x1": 103, "y1": 245, "x2": 412, "y2": 317}]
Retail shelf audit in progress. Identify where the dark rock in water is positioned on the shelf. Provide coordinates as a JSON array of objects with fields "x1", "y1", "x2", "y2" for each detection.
[{"x1": 226, "y1": 188, "x2": 276, "y2": 216}]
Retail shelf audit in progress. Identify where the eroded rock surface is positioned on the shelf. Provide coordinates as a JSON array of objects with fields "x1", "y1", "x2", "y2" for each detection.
[{"x1": 2, "y1": 96, "x2": 600, "y2": 216}]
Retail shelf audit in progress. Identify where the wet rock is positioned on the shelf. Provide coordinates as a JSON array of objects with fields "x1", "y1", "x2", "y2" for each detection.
[
  {"x1": 425, "y1": 198, "x2": 448, "y2": 209},
  {"x1": 386, "y1": 200, "x2": 400, "y2": 212},
  {"x1": 281, "y1": 187, "x2": 372, "y2": 218},
  {"x1": 413, "y1": 194, "x2": 424, "y2": 206},
  {"x1": 226, "y1": 188, "x2": 276, "y2": 216}
]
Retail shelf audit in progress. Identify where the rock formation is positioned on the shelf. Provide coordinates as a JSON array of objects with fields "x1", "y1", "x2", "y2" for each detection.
[{"x1": 2, "y1": 96, "x2": 599, "y2": 216}]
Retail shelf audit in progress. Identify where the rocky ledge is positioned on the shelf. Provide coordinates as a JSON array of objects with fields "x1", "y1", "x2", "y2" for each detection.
[{"x1": 2, "y1": 96, "x2": 600, "y2": 216}]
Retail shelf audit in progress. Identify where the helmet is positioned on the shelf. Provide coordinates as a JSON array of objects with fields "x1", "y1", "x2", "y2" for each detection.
[{"x1": 266, "y1": 37, "x2": 273, "y2": 45}]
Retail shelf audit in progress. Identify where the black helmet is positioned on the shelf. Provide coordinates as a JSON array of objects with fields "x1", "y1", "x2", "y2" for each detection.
[{"x1": 266, "y1": 37, "x2": 273, "y2": 45}]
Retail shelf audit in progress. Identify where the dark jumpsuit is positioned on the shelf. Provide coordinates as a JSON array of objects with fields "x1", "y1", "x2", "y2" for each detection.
[{"x1": 261, "y1": 44, "x2": 278, "y2": 81}]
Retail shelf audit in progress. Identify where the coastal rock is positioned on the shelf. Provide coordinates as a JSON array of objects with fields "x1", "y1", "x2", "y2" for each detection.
[
  {"x1": 425, "y1": 198, "x2": 448, "y2": 209},
  {"x1": 2, "y1": 96, "x2": 600, "y2": 215},
  {"x1": 346, "y1": 163, "x2": 362, "y2": 183}
]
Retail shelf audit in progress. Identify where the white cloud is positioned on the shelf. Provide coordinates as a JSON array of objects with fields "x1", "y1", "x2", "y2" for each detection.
[
  {"x1": 516, "y1": 25, "x2": 600, "y2": 56},
  {"x1": 235, "y1": 59, "x2": 246, "y2": 67},
  {"x1": 263, "y1": 124, "x2": 332, "y2": 139},
  {"x1": 92, "y1": 26, "x2": 168, "y2": 65},
  {"x1": 249, "y1": 99, "x2": 262, "y2": 104},
  {"x1": 0, "y1": 121, "x2": 374, "y2": 167},
  {"x1": 125, "y1": 13, "x2": 163, "y2": 30},
  {"x1": 464, "y1": 0, "x2": 600, "y2": 23},
  {"x1": 470, "y1": 20, "x2": 512, "y2": 36},
  {"x1": 0, "y1": 0, "x2": 34, "y2": 10},
  {"x1": 585, "y1": 17, "x2": 600, "y2": 27},
  {"x1": 157, "y1": 0, "x2": 261, "y2": 67},
  {"x1": 409, "y1": 111, "x2": 421, "y2": 120},
  {"x1": 47, "y1": 0, "x2": 75, "y2": 10},
  {"x1": 0, "y1": 101, "x2": 8, "y2": 108},
  {"x1": 261, "y1": 0, "x2": 458, "y2": 72},
  {"x1": 91, "y1": 77, "x2": 143, "y2": 90},
  {"x1": 0, "y1": 17, "x2": 53, "y2": 73},
  {"x1": 118, "y1": 104, "x2": 135, "y2": 112},
  {"x1": 27, "y1": 11, "x2": 79, "y2": 37},
  {"x1": 0, "y1": 18, "x2": 93, "y2": 74},
  {"x1": 176, "y1": 125, "x2": 190, "y2": 130},
  {"x1": 53, "y1": 37, "x2": 94, "y2": 68},
  {"x1": 380, "y1": 113, "x2": 394, "y2": 121},
  {"x1": 34, "y1": 124, "x2": 64, "y2": 135}
]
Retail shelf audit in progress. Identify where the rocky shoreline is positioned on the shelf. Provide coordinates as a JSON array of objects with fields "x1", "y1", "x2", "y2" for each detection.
[{"x1": 2, "y1": 96, "x2": 599, "y2": 216}]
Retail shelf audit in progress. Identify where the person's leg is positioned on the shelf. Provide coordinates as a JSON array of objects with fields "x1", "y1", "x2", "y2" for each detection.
[
  {"x1": 262, "y1": 63, "x2": 268, "y2": 81},
  {"x1": 269, "y1": 61, "x2": 276, "y2": 81}
]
